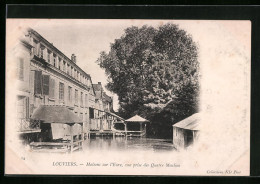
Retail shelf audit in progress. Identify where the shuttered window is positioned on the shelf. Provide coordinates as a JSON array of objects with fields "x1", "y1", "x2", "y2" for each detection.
[
  {"x1": 18, "y1": 58, "x2": 24, "y2": 81},
  {"x1": 59, "y1": 82, "x2": 64, "y2": 100},
  {"x1": 80, "y1": 92, "x2": 83, "y2": 106},
  {"x1": 89, "y1": 108, "x2": 94, "y2": 119},
  {"x1": 85, "y1": 94, "x2": 88, "y2": 107},
  {"x1": 49, "y1": 78, "x2": 55, "y2": 99},
  {"x1": 67, "y1": 64, "x2": 70, "y2": 75},
  {"x1": 25, "y1": 97, "x2": 29, "y2": 118},
  {"x1": 32, "y1": 39, "x2": 37, "y2": 55},
  {"x1": 42, "y1": 75, "x2": 50, "y2": 95},
  {"x1": 40, "y1": 47, "x2": 44, "y2": 59},
  {"x1": 29, "y1": 70, "x2": 35, "y2": 94},
  {"x1": 17, "y1": 96, "x2": 29, "y2": 119},
  {"x1": 47, "y1": 51, "x2": 51, "y2": 63},
  {"x1": 34, "y1": 71, "x2": 42, "y2": 95},
  {"x1": 68, "y1": 86, "x2": 72, "y2": 102},
  {"x1": 63, "y1": 61, "x2": 66, "y2": 72},
  {"x1": 75, "y1": 89, "x2": 78, "y2": 105},
  {"x1": 53, "y1": 54, "x2": 56, "y2": 67},
  {"x1": 59, "y1": 59, "x2": 61, "y2": 70}
]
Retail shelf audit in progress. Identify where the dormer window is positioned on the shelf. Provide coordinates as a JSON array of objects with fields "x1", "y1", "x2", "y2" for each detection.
[
  {"x1": 47, "y1": 50, "x2": 51, "y2": 63},
  {"x1": 63, "y1": 61, "x2": 66, "y2": 72},
  {"x1": 32, "y1": 39, "x2": 38, "y2": 56},
  {"x1": 58, "y1": 57, "x2": 62, "y2": 70},
  {"x1": 67, "y1": 64, "x2": 70, "y2": 75},
  {"x1": 53, "y1": 54, "x2": 56, "y2": 67},
  {"x1": 40, "y1": 44, "x2": 45, "y2": 59}
]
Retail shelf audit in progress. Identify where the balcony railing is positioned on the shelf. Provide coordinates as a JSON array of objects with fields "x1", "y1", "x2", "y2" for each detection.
[{"x1": 18, "y1": 118, "x2": 41, "y2": 133}]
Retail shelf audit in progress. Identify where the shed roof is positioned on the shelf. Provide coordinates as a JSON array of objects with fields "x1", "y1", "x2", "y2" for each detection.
[
  {"x1": 103, "y1": 92, "x2": 112, "y2": 103},
  {"x1": 107, "y1": 112, "x2": 125, "y2": 121},
  {"x1": 172, "y1": 113, "x2": 201, "y2": 131},
  {"x1": 31, "y1": 105, "x2": 82, "y2": 124},
  {"x1": 125, "y1": 115, "x2": 149, "y2": 122}
]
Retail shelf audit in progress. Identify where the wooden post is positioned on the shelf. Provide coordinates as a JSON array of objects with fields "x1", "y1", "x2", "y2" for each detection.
[
  {"x1": 140, "y1": 122, "x2": 142, "y2": 137},
  {"x1": 125, "y1": 122, "x2": 127, "y2": 138},
  {"x1": 144, "y1": 124, "x2": 147, "y2": 136}
]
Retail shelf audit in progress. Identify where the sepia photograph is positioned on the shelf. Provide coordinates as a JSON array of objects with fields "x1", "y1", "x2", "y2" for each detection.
[{"x1": 5, "y1": 19, "x2": 250, "y2": 175}]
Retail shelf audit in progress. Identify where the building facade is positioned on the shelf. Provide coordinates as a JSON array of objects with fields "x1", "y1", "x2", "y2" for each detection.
[
  {"x1": 91, "y1": 82, "x2": 115, "y2": 131},
  {"x1": 15, "y1": 28, "x2": 123, "y2": 143},
  {"x1": 172, "y1": 113, "x2": 200, "y2": 149}
]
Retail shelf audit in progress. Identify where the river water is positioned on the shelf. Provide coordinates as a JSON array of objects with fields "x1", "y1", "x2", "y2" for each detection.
[{"x1": 82, "y1": 137, "x2": 176, "y2": 152}]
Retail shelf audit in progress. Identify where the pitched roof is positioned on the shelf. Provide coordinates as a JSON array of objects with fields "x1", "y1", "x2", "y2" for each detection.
[
  {"x1": 172, "y1": 113, "x2": 201, "y2": 131},
  {"x1": 125, "y1": 115, "x2": 149, "y2": 122},
  {"x1": 103, "y1": 92, "x2": 112, "y2": 103},
  {"x1": 31, "y1": 105, "x2": 82, "y2": 124},
  {"x1": 28, "y1": 28, "x2": 91, "y2": 79},
  {"x1": 107, "y1": 112, "x2": 125, "y2": 121}
]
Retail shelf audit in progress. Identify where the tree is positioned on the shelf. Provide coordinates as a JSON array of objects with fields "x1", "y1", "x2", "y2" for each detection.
[{"x1": 97, "y1": 23, "x2": 199, "y2": 138}]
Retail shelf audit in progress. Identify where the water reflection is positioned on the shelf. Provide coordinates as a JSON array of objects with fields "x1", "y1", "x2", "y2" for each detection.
[{"x1": 82, "y1": 137, "x2": 176, "y2": 152}]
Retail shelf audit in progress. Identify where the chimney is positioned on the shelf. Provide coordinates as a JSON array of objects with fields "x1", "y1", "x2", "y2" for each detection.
[{"x1": 71, "y1": 54, "x2": 76, "y2": 63}]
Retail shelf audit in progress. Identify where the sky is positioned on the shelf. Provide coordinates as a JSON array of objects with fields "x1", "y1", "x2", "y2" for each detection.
[{"x1": 7, "y1": 19, "x2": 250, "y2": 111}]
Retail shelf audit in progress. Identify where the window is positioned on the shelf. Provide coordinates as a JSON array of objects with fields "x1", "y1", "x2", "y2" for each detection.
[
  {"x1": 47, "y1": 51, "x2": 51, "y2": 63},
  {"x1": 89, "y1": 108, "x2": 94, "y2": 119},
  {"x1": 33, "y1": 39, "x2": 38, "y2": 55},
  {"x1": 53, "y1": 54, "x2": 56, "y2": 67},
  {"x1": 40, "y1": 45, "x2": 44, "y2": 59},
  {"x1": 42, "y1": 75, "x2": 50, "y2": 95},
  {"x1": 59, "y1": 82, "x2": 64, "y2": 100},
  {"x1": 75, "y1": 89, "x2": 78, "y2": 105},
  {"x1": 68, "y1": 86, "x2": 72, "y2": 102},
  {"x1": 17, "y1": 96, "x2": 29, "y2": 120},
  {"x1": 18, "y1": 58, "x2": 24, "y2": 81},
  {"x1": 85, "y1": 94, "x2": 88, "y2": 107},
  {"x1": 80, "y1": 92, "x2": 83, "y2": 106},
  {"x1": 67, "y1": 64, "x2": 70, "y2": 75},
  {"x1": 63, "y1": 61, "x2": 66, "y2": 72},
  {"x1": 59, "y1": 58, "x2": 61, "y2": 70},
  {"x1": 71, "y1": 67, "x2": 74, "y2": 76},
  {"x1": 34, "y1": 70, "x2": 43, "y2": 95},
  {"x1": 49, "y1": 78, "x2": 55, "y2": 99}
]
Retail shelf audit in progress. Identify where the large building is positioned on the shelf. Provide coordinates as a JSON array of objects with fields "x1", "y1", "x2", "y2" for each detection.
[{"x1": 14, "y1": 28, "x2": 123, "y2": 143}]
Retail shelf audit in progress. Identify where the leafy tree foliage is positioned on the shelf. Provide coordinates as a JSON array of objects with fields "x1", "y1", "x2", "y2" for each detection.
[{"x1": 97, "y1": 24, "x2": 199, "y2": 138}]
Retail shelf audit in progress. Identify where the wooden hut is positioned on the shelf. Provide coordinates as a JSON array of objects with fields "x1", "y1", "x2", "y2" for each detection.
[
  {"x1": 29, "y1": 105, "x2": 84, "y2": 153},
  {"x1": 125, "y1": 115, "x2": 149, "y2": 137},
  {"x1": 172, "y1": 113, "x2": 200, "y2": 149}
]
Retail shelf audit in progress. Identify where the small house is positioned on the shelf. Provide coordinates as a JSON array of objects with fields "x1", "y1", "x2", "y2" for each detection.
[{"x1": 172, "y1": 113, "x2": 200, "y2": 149}]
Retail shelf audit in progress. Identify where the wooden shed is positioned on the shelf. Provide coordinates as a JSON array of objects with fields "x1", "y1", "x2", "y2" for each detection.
[
  {"x1": 172, "y1": 113, "x2": 200, "y2": 149},
  {"x1": 30, "y1": 105, "x2": 84, "y2": 152}
]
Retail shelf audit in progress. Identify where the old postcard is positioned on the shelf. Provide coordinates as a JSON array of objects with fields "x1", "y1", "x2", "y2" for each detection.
[{"x1": 5, "y1": 19, "x2": 250, "y2": 175}]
